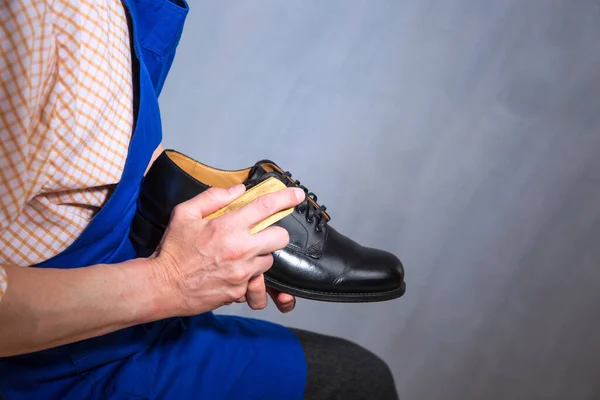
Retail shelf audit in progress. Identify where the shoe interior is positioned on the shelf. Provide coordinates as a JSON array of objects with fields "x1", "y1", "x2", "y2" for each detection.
[
  {"x1": 166, "y1": 150, "x2": 252, "y2": 188},
  {"x1": 166, "y1": 150, "x2": 331, "y2": 222}
]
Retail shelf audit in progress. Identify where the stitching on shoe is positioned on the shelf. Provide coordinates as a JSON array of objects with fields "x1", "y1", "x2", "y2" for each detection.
[{"x1": 290, "y1": 212, "x2": 309, "y2": 247}]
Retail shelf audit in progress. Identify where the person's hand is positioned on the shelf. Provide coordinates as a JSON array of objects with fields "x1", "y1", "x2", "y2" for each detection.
[
  {"x1": 234, "y1": 287, "x2": 297, "y2": 313},
  {"x1": 267, "y1": 288, "x2": 296, "y2": 313},
  {"x1": 148, "y1": 184, "x2": 304, "y2": 316}
]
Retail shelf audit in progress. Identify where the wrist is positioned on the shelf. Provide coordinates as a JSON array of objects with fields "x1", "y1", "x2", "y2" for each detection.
[{"x1": 119, "y1": 257, "x2": 178, "y2": 323}]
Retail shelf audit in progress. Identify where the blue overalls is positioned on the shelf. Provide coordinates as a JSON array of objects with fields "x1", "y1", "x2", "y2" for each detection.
[{"x1": 0, "y1": 1, "x2": 306, "y2": 398}]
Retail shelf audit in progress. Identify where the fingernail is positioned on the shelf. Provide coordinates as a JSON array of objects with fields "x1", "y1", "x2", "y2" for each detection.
[
  {"x1": 229, "y1": 184, "x2": 245, "y2": 195},
  {"x1": 293, "y1": 188, "x2": 305, "y2": 201}
]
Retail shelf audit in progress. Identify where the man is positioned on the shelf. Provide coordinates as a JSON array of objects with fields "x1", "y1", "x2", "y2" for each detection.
[{"x1": 0, "y1": 1, "x2": 399, "y2": 399}]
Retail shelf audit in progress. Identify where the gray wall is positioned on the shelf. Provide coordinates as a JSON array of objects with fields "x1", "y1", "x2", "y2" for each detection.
[{"x1": 160, "y1": 1, "x2": 600, "y2": 399}]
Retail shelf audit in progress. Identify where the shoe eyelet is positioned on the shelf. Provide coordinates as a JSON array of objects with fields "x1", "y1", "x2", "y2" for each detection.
[
  {"x1": 295, "y1": 206, "x2": 304, "y2": 214},
  {"x1": 315, "y1": 225, "x2": 322, "y2": 232},
  {"x1": 306, "y1": 216, "x2": 314, "y2": 223}
]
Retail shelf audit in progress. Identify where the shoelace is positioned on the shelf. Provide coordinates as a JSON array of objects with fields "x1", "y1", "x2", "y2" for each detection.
[{"x1": 280, "y1": 171, "x2": 328, "y2": 231}]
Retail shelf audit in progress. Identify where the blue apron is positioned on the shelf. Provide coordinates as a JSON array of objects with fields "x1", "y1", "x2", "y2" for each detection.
[{"x1": 0, "y1": 1, "x2": 306, "y2": 398}]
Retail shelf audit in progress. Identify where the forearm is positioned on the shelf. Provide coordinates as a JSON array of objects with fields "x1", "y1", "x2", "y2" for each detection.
[{"x1": 0, "y1": 259, "x2": 169, "y2": 357}]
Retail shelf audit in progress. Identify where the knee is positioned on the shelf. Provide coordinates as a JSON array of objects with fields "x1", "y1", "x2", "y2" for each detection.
[
  {"x1": 297, "y1": 329, "x2": 399, "y2": 400},
  {"x1": 344, "y1": 340, "x2": 396, "y2": 388},
  {"x1": 328, "y1": 337, "x2": 398, "y2": 399}
]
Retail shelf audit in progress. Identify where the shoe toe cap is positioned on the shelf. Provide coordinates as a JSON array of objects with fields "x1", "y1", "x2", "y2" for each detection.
[
  {"x1": 364, "y1": 250, "x2": 404, "y2": 292},
  {"x1": 337, "y1": 248, "x2": 404, "y2": 294}
]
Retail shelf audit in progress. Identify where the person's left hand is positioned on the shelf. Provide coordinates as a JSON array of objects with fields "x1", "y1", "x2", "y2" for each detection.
[
  {"x1": 267, "y1": 288, "x2": 296, "y2": 313},
  {"x1": 234, "y1": 287, "x2": 296, "y2": 313}
]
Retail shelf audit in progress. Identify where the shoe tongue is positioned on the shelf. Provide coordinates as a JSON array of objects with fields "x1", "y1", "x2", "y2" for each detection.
[{"x1": 248, "y1": 160, "x2": 282, "y2": 181}]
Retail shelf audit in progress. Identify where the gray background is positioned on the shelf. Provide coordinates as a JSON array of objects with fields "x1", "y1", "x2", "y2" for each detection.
[{"x1": 160, "y1": 1, "x2": 600, "y2": 399}]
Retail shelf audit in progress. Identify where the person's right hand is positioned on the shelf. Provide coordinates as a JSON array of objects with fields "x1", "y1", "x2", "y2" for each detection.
[{"x1": 148, "y1": 184, "x2": 305, "y2": 317}]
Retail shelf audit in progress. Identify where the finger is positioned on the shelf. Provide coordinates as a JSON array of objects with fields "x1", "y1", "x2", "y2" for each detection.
[
  {"x1": 249, "y1": 226, "x2": 290, "y2": 256},
  {"x1": 267, "y1": 287, "x2": 296, "y2": 313},
  {"x1": 176, "y1": 185, "x2": 246, "y2": 219},
  {"x1": 247, "y1": 254, "x2": 275, "y2": 276},
  {"x1": 246, "y1": 274, "x2": 268, "y2": 310},
  {"x1": 229, "y1": 187, "x2": 304, "y2": 228}
]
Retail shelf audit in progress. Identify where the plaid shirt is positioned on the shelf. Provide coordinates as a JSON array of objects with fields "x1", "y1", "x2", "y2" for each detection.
[{"x1": 0, "y1": 0, "x2": 133, "y2": 267}]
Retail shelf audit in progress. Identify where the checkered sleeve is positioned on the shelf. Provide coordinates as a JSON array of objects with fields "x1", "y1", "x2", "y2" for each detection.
[
  {"x1": 0, "y1": 2, "x2": 56, "y2": 232},
  {"x1": 1, "y1": 0, "x2": 133, "y2": 266}
]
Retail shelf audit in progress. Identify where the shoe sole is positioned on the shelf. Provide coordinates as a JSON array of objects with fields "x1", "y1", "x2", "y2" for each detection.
[{"x1": 264, "y1": 275, "x2": 406, "y2": 303}]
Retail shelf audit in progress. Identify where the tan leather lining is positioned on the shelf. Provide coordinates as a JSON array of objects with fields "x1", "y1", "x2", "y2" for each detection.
[
  {"x1": 167, "y1": 151, "x2": 251, "y2": 188},
  {"x1": 260, "y1": 163, "x2": 278, "y2": 173},
  {"x1": 167, "y1": 150, "x2": 330, "y2": 221}
]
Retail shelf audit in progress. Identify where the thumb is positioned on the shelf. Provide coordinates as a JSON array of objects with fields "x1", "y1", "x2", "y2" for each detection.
[{"x1": 179, "y1": 184, "x2": 246, "y2": 219}]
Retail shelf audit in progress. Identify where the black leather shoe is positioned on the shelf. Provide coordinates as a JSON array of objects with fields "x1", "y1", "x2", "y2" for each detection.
[{"x1": 130, "y1": 150, "x2": 406, "y2": 302}]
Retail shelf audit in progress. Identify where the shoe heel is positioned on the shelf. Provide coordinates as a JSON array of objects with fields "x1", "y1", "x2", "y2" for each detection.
[
  {"x1": 204, "y1": 176, "x2": 294, "y2": 234},
  {"x1": 130, "y1": 209, "x2": 166, "y2": 257}
]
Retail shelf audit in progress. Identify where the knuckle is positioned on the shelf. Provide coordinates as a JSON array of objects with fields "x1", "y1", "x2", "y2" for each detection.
[
  {"x1": 223, "y1": 249, "x2": 242, "y2": 263},
  {"x1": 230, "y1": 285, "x2": 247, "y2": 300},
  {"x1": 250, "y1": 300, "x2": 267, "y2": 310},
  {"x1": 206, "y1": 218, "x2": 224, "y2": 234},
  {"x1": 220, "y1": 236, "x2": 247, "y2": 261},
  {"x1": 256, "y1": 194, "x2": 274, "y2": 212},
  {"x1": 247, "y1": 275, "x2": 264, "y2": 289},
  {"x1": 235, "y1": 295, "x2": 247, "y2": 303},
  {"x1": 262, "y1": 254, "x2": 274, "y2": 269},
  {"x1": 210, "y1": 215, "x2": 240, "y2": 237},
  {"x1": 230, "y1": 265, "x2": 249, "y2": 283},
  {"x1": 171, "y1": 203, "x2": 189, "y2": 220},
  {"x1": 204, "y1": 219, "x2": 219, "y2": 235},
  {"x1": 203, "y1": 187, "x2": 221, "y2": 202},
  {"x1": 215, "y1": 218, "x2": 235, "y2": 234}
]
